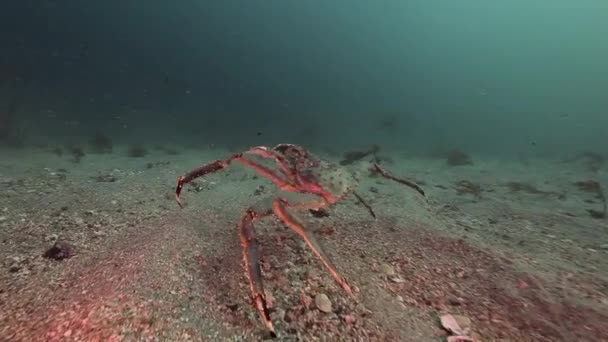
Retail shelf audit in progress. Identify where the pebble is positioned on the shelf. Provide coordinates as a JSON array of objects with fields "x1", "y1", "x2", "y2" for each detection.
[
  {"x1": 390, "y1": 275, "x2": 406, "y2": 283},
  {"x1": 381, "y1": 263, "x2": 396, "y2": 276},
  {"x1": 599, "y1": 244, "x2": 608, "y2": 250},
  {"x1": 93, "y1": 231, "x2": 106, "y2": 238},
  {"x1": 448, "y1": 296, "x2": 464, "y2": 306},
  {"x1": 74, "y1": 217, "x2": 84, "y2": 225},
  {"x1": 9, "y1": 263, "x2": 22, "y2": 273},
  {"x1": 315, "y1": 293, "x2": 332, "y2": 313},
  {"x1": 45, "y1": 234, "x2": 59, "y2": 242},
  {"x1": 0, "y1": 216, "x2": 6, "y2": 222},
  {"x1": 440, "y1": 314, "x2": 472, "y2": 335}
]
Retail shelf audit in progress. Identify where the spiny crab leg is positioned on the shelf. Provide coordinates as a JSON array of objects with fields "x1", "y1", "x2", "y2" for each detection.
[
  {"x1": 372, "y1": 163, "x2": 426, "y2": 197},
  {"x1": 175, "y1": 152, "x2": 298, "y2": 207},
  {"x1": 272, "y1": 198, "x2": 353, "y2": 295}
]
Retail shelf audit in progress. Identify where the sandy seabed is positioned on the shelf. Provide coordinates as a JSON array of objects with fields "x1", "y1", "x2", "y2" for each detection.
[{"x1": 0, "y1": 145, "x2": 607, "y2": 341}]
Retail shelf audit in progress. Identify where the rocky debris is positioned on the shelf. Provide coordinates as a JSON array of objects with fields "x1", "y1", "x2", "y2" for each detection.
[
  {"x1": 314, "y1": 293, "x2": 332, "y2": 313},
  {"x1": 446, "y1": 150, "x2": 473, "y2": 166},
  {"x1": 8, "y1": 256, "x2": 24, "y2": 273},
  {"x1": 440, "y1": 314, "x2": 475, "y2": 341},
  {"x1": 309, "y1": 208, "x2": 330, "y2": 218},
  {"x1": 380, "y1": 263, "x2": 396, "y2": 276},
  {"x1": 93, "y1": 173, "x2": 117, "y2": 183},
  {"x1": 43, "y1": 241, "x2": 74, "y2": 260}
]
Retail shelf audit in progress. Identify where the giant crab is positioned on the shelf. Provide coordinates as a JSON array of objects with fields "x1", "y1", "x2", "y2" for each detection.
[{"x1": 175, "y1": 144, "x2": 425, "y2": 337}]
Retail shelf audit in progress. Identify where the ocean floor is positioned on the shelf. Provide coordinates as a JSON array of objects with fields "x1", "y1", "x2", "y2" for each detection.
[{"x1": 0, "y1": 144, "x2": 607, "y2": 341}]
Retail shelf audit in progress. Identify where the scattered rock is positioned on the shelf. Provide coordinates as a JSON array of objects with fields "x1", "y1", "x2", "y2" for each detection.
[
  {"x1": 93, "y1": 230, "x2": 106, "y2": 238},
  {"x1": 599, "y1": 244, "x2": 608, "y2": 250},
  {"x1": 94, "y1": 174, "x2": 116, "y2": 183},
  {"x1": 380, "y1": 263, "x2": 396, "y2": 276},
  {"x1": 44, "y1": 234, "x2": 59, "y2": 242},
  {"x1": 43, "y1": 241, "x2": 74, "y2": 260},
  {"x1": 389, "y1": 275, "x2": 406, "y2": 283},
  {"x1": 8, "y1": 257, "x2": 23, "y2": 273},
  {"x1": 446, "y1": 150, "x2": 473, "y2": 166},
  {"x1": 448, "y1": 296, "x2": 464, "y2": 306},
  {"x1": 341, "y1": 314, "x2": 356, "y2": 324},
  {"x1": 447, "y1": 336, "x2": 474, "y2": 342},
  {"x1": 309, "y1": 208, "x2": 330, "y2": 218},
  {"x1": 314, "y1": 293, "x2": 332, "y2": 313},
  {"x1": 440, "y1": 314, "x2": 472, "y2": 336}
]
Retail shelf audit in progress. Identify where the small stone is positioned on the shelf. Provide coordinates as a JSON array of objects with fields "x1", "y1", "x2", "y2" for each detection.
[
  {"x1": 440, "y1": 314, "x2": 472, "y2": 335},
  {"x1": 315, "y1": 293, "x2": 332, "y2": 313},
  {"x1": 43, "y1": 241, "x2": 74, "y2": 260},
  {"x1": 341, "y1": 314, "x2": 356, "y2": 324},
  {"x1": 93, "y1": 231, "x2": 106, "y2": 238},
  {"x1": 111, "y1": 200, "x2": 118, "y2": 205},
  {"x1": 448, "y1": 296, "x2": 464, "y2": 306},
  {"x1": 45, "y1": 234, "x2": 59, "y2": 242},
  {"x1": 9, "y1": 263, "x2": 21, "y2": 273},
  {"x1": 74, "y1": 217, "x2": 84, "y2": 225},
  {"x1": 380, "y1": 263, "x2": 396, "y2": 276},
  {"x1": 599, "y1": 244, "x2": 608, "y2": 250},
  {"x1": 390, "y1": 275, "x2": 406, "y2": 283},
  {"x1": 0, "y1": 216, "x2": 6, "y2": 222}
]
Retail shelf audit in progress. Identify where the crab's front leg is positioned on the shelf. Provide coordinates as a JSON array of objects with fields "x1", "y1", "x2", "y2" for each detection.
[
  {"x1": 175, "y1": 150, "x2": 299, "y2": 208},
  {"x1": 272, "y1": 197, "x2": 353, "y2": 295},
  {"x1": 239, "y1": 201, "x2": 277, "y2": 337}
]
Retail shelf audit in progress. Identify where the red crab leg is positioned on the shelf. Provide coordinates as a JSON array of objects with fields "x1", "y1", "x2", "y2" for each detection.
[
  {"x1": 175, "y1": 152, "x2": 298, "y2": 207},
  {"x1": 272, "y1": 198, "x2": 353, "y2": 295},
  {"x1": 244, "y1": 146, "x2": 297, "y2": 182},
  {"x1": 239, "y1": 207, "x2": 277, "y2": 337}
]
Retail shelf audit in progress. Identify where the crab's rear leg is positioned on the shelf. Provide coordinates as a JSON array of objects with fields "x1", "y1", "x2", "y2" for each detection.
[
  {"x1": 372, "y1": 163, "x2": 426, "y2": 197},
  {"x1": 272, "y1": 198, "x2": 353, "y2": 295}
]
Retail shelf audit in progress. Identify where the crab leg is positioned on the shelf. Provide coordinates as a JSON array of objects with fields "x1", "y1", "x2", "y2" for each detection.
[
  {"x1": 372, "y1": 163, "x2": 426, "y2": 197},
  {"x1": 352, "y1": 191, "x2": 376, "y2": 218},
  {"x1": 244, "y1": 146, "x2": 297, "y2": 181},
  {"x1": 272, "y1": 198, "x2": 353, "y2": 295},
  {"x1": 175, "y1": 152, "x2": 298, "y2": 207},
  {"x1": 239, "y1": 207, "x2": 277, "y2": 337}
]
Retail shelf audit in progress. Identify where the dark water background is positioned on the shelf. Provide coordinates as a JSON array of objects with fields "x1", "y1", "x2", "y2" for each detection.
[{"x1": 1, "y1": 0, "x2": 607, "y2": 157}]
